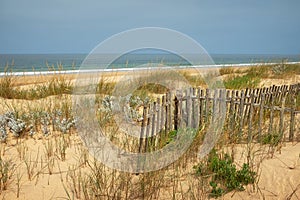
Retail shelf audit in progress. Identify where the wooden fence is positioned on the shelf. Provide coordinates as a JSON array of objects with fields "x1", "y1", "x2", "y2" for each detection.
[{"x1": 138, "y1": 83, "x2": 300, "y2": 152}]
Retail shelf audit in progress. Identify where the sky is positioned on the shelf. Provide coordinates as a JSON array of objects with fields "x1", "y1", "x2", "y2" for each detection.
[{"x1": 0, "y1": 0, "x2": 300, "y2": 54}]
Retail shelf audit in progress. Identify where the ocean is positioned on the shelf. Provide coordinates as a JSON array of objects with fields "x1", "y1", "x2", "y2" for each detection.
[{"x1": 0, "y1": 54, "x2": 299, "y2": 73}]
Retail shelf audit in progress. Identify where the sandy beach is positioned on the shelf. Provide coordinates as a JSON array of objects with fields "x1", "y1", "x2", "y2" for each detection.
[
  {"x1": 2, "y1": 0, "x2": 300, "y2": 198},
  {"x1": 0, "y1": 64, "x2": 299, "y2": 199}
]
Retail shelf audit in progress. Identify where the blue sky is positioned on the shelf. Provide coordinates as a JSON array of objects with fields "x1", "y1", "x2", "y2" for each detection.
[{"x1": 0, "y1": 0, "x2": 299, "y2": 54}]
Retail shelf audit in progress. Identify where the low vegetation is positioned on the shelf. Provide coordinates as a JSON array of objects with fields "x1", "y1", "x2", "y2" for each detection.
[
  {"x1": 0, "y1": 63, "x2": 299, "y2": 199},
  {"x1": 221, "y1": 62, "x2": 300, "y2": 89},
  {"x1": 194, "y1": 149, "x2": 256, "y2": 198}
]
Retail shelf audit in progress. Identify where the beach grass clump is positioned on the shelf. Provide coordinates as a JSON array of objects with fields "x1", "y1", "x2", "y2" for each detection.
[
  {"x1": 222, "y1": 64, "x2": 273, "y2": 89},
  {"x1": 219, "y1": 67, "x2": 236, "y2": 75},
  {"x1": 194, "y1": 149, "x2": 256, "y2": 198},
  {"x1": 24, "y1": 74, "x2": 73, "y2": 99},
  {"x1": 0, "y1": 71, "x2": 19, "y2": 99},
  {"x1": 137, "y1": 83, "x2": 168, "y2": 94},
  {"x1": 0, "y1": 155, "x2": 15, "y2": 193},
  {"x1": 224, "y1": 74, "x2": 260, "y2": 89},
  {"x1": 245, "y1": 65, "x2": 270, "y2": 78},
  {"x1": 244, "y1": 62, "x2": 300, "y2": 79},
  {"x1": 261, "y1": 133, "x2": 282, "y2": 146},
  {"x1": 96, "y1": 76, "x2": 116, "y2": 95},
  {"x1": 180, "y1": 71, "x2": 206, "y2": 87},
  {"x1": 40, "y1": 76, "x2": 73, "y2": 97},
  {"x1": 270, "y1": 62, "x2": 300, "y2": 78},
  {"x1": 0, "y1": 68, "x2": 73, "y2": 100},
  {"x1": 283, "y1": 63, "x2": 300, "y2": 74}
]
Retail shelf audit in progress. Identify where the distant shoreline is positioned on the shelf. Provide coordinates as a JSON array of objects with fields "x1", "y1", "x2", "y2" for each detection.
[{"x1": 1, "y1": 61, "x2": 300, "y2": 77}]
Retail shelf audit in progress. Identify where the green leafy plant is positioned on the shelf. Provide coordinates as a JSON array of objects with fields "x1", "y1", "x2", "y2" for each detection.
[
  {"x1": 210, "y1": 181, "x2": 224, "y2": 198},
  {"x1": 194, "y1": 149, "x2": 256, "y2": 198}
]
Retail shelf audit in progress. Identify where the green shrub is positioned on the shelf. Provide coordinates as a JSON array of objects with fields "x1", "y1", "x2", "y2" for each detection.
[{"x1": 194, "y1": 149, "x2": 256, "y2": 198}]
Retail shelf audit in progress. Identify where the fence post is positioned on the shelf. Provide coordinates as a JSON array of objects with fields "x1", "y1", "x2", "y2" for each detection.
[
  {"x1": 165, "y1": 93, "x2": 169, "y2": 133},
  {"x1": 199, "y1": 89, "x2": 204, "y2": 128},
  {"x1": 169, "y1": 91, "x2": 173, "y2": 131},
  {"x1": 279, "y1": 96, "x2": 286, "y2": 141},
  {"x1": 150, "y1": 102, "x2": 156, "y2": 151},
  {"x1": 248, "y1": 93, "x2": 254, "y2": 142},
  {"x1": 155, "y1": 97, "x2": 161, "y2": 148},
  {"x1": 167, "y1": 91, "x2": 172, "y2": 132},
  {"x1": 193, "y1": 88, "x2": 199, "y2": 129},
  {"x1": 244, "y1": 88, "x2": 250, "y2": 122},
  {"x1": 229, "y1": 90, "x2": 236, "y2": 140},
  {"x1": 220, "y1": 89, "x2": 227, "y2": 132},
  {"x1": 268, "y1": 94, "x2": 275, "y2": 135},
  {"x1": 238, "y1": 90, "x2": 245, "y2": 141},
  {"x1": 258, "y1": 93, "x2": 265, "y2": 142},
  {"x1": 265, "y1": 87, "x2": 270, "y2": 104},
  {"x1": 254, "y1": 88, "x2": 260, "y2": 104},
  {"x1": 212, "y1": 90, "x2": 218, "y2": 124},
  {"x1": 289, "y1": 97, "x2": 296, "y2": 141},
  {"x1": 156, "y1": 97, "x2": 161, "y2": 134},
  {"x1": 139, "y1": 105, "x2": 148, "y2": 153},
  {"x1": 145, "y1": 104, "x2": 152, "y2": 152},
  {"x1": 186, "y1": 88, "x2": 193, "y2": 128},
  {"x1": 205, "y1": 89, "x2": 210, "y2": 123},
  {"x1": 174, "y1": 93, "x2": 179, "y2": 131},
  {"x1": 161, "y1": 95, "x2": 166, "y2": 135}
]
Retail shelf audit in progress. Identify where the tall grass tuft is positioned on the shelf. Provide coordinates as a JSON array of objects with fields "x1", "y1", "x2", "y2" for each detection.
[
  {"x1": 0, "y1": 68, "x2": 18, "y2": 99},
  {"x1": 0, "y1": 155, "x2": 15, "y2": 193},
  {"x1": 224, "y1": 74, "x2": 260, "y2": 89}
]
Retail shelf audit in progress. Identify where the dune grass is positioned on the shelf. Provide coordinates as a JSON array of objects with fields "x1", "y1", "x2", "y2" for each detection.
[
  {"x1": 0, "y1": 63, "x2": 299, "y2": 199},
  {"x1": 1, "y1": 62, "x2": 299, "y2": 99},
  {"x1": 222, "y1": 63, "x2": 300, "y2": 89}
]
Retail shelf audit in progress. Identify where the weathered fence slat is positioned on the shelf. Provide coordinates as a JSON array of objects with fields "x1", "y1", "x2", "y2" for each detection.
[
  {"x1": 161, "y1": 95, "x2": 166, "y2": 135},
  {"x1": 138, "y1": 83, "x2": 299, "y2": 152},
  {"x1": 199, "y1": 89, "x2": 204, "y2": 128},
  {"x1": 279, "y1": 96, "x2": 286, "y2": 141},
  {"x1": 229, "y1": 90, "x2": 236, "y2": 140},
  {"x1": 268, "y1": 94, "x2": 275, "y2": 135},
  {"x1": 289, "y1": 97, "x2": 297, "y2": 141},
  {"x1": 186, "y1": 88, "x2": 193, "y2": 128},
  {"x1": 248, "y1": 93, "x2": 255, "y2": 142},
  {"x1": 139, "y1": 105, "x2": 148, "y2": 153},
  {"x1": 212, "y1": 90, "x2": 218, "y2": 124},
  {"x1": 144, "y1": 104, "x2": 152, "y2": 152},
  {"x1": 239, "y1": 90, "x2": 245, "y2": 140},
  {"x1": 258, "y1": 93, "x2": 265, "y2": 142},
  {"x1": 193, "y1": 88, "x2": 199, "y2": 129},
  {"x1": 205, "y1": 89, "x2": 210, "y2": 123},
  {"x1": 150, "y1": 102, "x2": 156, "y2": 151},
  {"x1": 167, "y1": 92, "x2": 172, "y2": 132}
]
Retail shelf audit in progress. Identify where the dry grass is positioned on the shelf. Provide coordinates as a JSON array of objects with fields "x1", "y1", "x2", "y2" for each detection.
[{"x1": 0, "y1": 64, "x2": 299, "y2": 199}]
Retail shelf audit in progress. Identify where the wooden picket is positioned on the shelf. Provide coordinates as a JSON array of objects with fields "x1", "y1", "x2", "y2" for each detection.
[{"x1": 138, "y1": 83, "x2": 300, "y2": 153}]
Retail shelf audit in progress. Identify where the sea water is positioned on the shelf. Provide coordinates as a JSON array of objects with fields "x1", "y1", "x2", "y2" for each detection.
[{"x1": 0, "y1": 53, "x2": 299, "y2": 74}]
